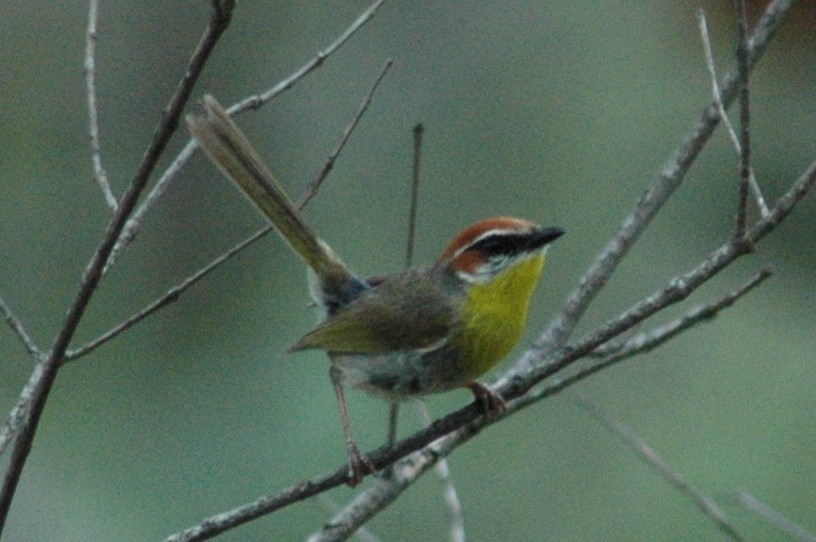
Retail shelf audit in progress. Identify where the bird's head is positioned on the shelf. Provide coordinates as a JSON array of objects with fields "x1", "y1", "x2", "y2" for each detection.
[{"x1": 439, "y1": 217, "x2": 565, "y2": 285}]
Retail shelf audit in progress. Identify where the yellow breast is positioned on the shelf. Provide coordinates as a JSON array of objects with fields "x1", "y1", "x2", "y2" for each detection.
[{"x1": 455, "y1": 254, "x2": 545, "y2": 378}]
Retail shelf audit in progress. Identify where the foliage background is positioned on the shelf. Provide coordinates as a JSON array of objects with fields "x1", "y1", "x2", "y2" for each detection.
[{"x1": 0, "y1": 1, "x2": 813, "y2": 540}]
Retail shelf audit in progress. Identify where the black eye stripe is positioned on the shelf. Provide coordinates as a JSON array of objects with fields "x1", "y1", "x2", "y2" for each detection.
[
  {"x1": 468, "y1": 227, "x2": 565, "y2": 257},
  {"x1": 469, "y1": 234, "x2": 526, "y2": 255}
]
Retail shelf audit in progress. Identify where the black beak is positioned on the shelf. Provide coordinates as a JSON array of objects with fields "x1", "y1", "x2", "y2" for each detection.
[{"x1": 524, "y1": 226, "x2": 565, "y2": 252}]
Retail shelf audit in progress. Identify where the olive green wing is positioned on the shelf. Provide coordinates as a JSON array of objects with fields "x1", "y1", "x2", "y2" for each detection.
[{"x1": 289, "y1": 269, "x2": 454, "y2": 355}]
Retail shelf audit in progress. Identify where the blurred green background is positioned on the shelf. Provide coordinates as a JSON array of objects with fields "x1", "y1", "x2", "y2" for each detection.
[{"x1": 1, "y1": 1, "x2": 814, "y2": 540}]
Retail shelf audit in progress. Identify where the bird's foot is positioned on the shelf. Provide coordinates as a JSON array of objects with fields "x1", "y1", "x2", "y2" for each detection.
[
  {"x1": 468, "y1": 381, "x2": 507, "y2": 419},
  {"x1": 345, "y1": 441, "x2": 376, "y2": 487}
]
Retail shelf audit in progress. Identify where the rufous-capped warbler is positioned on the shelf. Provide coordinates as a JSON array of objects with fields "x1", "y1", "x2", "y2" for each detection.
[{"x1": 187, "y1": 96, "x2": 564, "y2": 486}]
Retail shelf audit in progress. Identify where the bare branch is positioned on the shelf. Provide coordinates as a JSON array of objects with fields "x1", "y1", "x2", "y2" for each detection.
[
  {"x1": 510, "y1": 154, "x2": 812, "y2": 408},
  {"x1": 67, "y1": 225, "x2": 272, "y2": 361},
  {"x1": 734, "y1": 0, "x2": 751, "y2": 239},
  {"x1": 0, "y1": 296, "x2": 41, "y2": 360},
  {"x1": 697, "y1": 9, "x2": 769, "y2": 216},
  {"x1": 303, "y1": 452, "x2": 439, "y2": 542},
  {"x1": 0, "y1": 362, "x2": 45, "y2": 457},
  {"x1": 84, "y1": 0, "x2": 118, "y2": 212},
  {"x1": 592, "y1": 265, "x2": 773, "y2": 362},
  {"x1": 735, "y1": 491, "x2": 816, "y2": 542},
  {"x1": 531, "y1": 0, "x2": 793, "y2": 356},
  {"x1": 165, "y1": 410, "x2": 480, "y2": 542},
  {"x1": 296, "y1": 58, "x2": 394, "y2": 209},
  {"x1": 0, "y1": 2, "x2": 236, "y2": 531},
  {"x1": 518, "y1": 158, "x2": 814, "y2": 391},
  {"x1": 516, "y1": 267, "x2": 773, "y2": 413},
  {"x1": 109, "y1": 0, "x2": 387, "y2": 269},
  {"x1": 316, "y1": 495, "x2": 382, "y2": 542},
  {"x1": 575, "y1": 394, "x2": 745, "y2": 541},
  {"x1": 304, "y1": 401, "x2": 466, "y2": 542},
  {"x1": 229, "y1": 0, "x2": 386, "y2": 115},
  {"x1": 414, "y1": 400, "x2": 465, "y2": 542}
]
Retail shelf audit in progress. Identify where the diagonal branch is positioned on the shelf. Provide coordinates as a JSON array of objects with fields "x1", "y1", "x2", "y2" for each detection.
[
  {"x1": 590, "y1": 265, "x2": 773, "y2": 362},
  {"x1": 735, "y1": 491, "x2": 816, "y2": 542},
  {"x1": 230, "y1": 0, "x2": 386, "y2": 114},
  {"x1": 530, "y1": 0, "x2": 793, "y2": 357},
  {"x1": 66, "y1": 225, "x2": 270, "y2": 361},
  {"x1": 108, "y1": 0, "x2": 387, "y2": 269},
  {"x1": 0, "y1": 1, "x2": 236, "y2": 531},
  {"x1": 575, "y1": 394, "x2": 745, "y2": 541},
  {"x1": 296, "y1": 58, "x2": 394, "y2": 209},
  {"x1": 0, "y1": 363, "x2": 45, "y2": 457},
  {"x1": 517, "y1": 157, "x2": 815, "y2": 394}
]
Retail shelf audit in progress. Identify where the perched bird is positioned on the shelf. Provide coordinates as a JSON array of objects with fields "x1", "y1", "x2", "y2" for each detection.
[{"x1": 187, "y1": 96, "x2": 564, "y2": 485}]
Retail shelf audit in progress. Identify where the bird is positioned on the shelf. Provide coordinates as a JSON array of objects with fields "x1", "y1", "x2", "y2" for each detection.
[{"x1": 187, "y1": 95, "x2": 564, "y2": 486}]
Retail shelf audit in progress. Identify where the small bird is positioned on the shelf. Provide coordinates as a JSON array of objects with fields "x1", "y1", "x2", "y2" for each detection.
[{"x1": 187, "y1": 96, "x2": 564, "y2": 485}]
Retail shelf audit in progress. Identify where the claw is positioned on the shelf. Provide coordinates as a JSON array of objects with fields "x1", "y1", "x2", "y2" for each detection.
[
  {"x1": 345, "y1": 441, "x2": 375, "y2": 487},
  {"x1": 468, "y1": 381, "x2": 507, "y2": 419}
]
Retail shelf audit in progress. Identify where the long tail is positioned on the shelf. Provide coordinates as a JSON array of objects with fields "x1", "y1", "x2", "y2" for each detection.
[{"x1": 186, "y1": 95, "x2": 363, "y2": 306}]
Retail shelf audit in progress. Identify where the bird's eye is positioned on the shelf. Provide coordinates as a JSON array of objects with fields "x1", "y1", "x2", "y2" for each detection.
[{"x1": 470, "y1": 235, "x2": 507, "y2": 254}]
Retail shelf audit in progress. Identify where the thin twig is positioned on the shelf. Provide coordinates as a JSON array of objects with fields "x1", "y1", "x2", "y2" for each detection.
[
  {"x1": 230, "y1": 0, "x2": 386, "y2": 114},
  {"x1": 165, "y1": 156, "x2": 815, "y2": 542},
  {"x1": 304, "y1": 448, "x2": 443, "y2": 542},
  {"x1": 530, "y1": 0, "x2": 793, "y2": 358},
  {"x1": 574, "y1": 394, "x2": 745, "y2": 541},
  {"x1": 84, "y1": 0, "x2": 118, "y2": 212},
  {"x1": 591, "y1": 265, "x2": 773, "y2": 362},
  {"x1": 735, "y1": 491, "x2": 816, "y2": 542},
  {"x1": 0, "y1": 2, "x2": 236, "y2": 532},
  {"x1": 696, "y1": 9, "x2": 769, "y2": 216},
  {"x1": 0, "y1": 296, "x2": 42, "y2": 360},
  {"x1": 297, "y1": 58, "x2": 394, "y2": 209},
  {"x1": 414, "y1": 400, "x2": 465, "y2": 542},
  {"x1": 109, "y1": 0, "x2": 387, "y2": 269},
  {"x1": 106, "y1": 139, "x2": 198, "y2": 272},
  {"x1": 67, "y1": 226, "x2": 271, "y2": 360},
  {"x1": 734, "y1": 0, "x2": 751, "y2": 239},
  {"x1": 517, "y1": 267, "x2": 774, "y2": 410},
  {"x1": 316, "y1": 495, "x2": 382, "y2": 542},
  {"x1": 405, "y1": 123, "x2": 424, "y2": 268}
]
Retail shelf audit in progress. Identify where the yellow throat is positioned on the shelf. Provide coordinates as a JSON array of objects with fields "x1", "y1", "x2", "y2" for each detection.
[{"x1": 457, "y1": 253, "x2": 546, "y2": 377}]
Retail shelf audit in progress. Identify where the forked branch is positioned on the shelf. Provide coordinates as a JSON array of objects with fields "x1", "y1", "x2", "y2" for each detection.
[{"x1": 0, "y1": 1, "x2": 236, "y2": 532}]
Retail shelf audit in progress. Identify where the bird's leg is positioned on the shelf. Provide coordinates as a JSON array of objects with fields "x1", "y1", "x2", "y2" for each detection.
[
  {"x1": 468, "y1": 381, "x2": 507, "y2": 419},
  {"x1": 329, "y1": 366, "x2": 375, "y2": 486},
  {"x1": 386, "y1": 400, "x2": 400, "y2": 448},
  {"x1": 381, "y1": 400, "x2": 400, "y2": 479}
]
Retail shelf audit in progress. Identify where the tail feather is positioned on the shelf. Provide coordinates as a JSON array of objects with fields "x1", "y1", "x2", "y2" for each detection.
[{"x1": 187, "y1": 95, "x2": 362, "y2": 304}]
